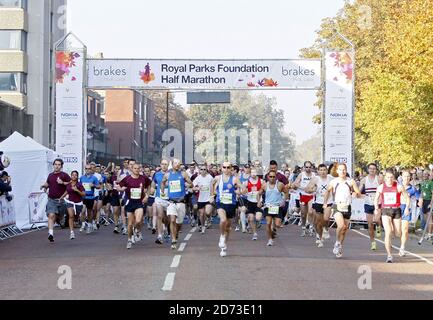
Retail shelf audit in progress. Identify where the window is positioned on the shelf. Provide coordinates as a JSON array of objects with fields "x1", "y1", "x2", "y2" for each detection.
[
  {"x1": 0, "y1": 0, "x2": 26, "y2": 8},
  {"x1": 0, "y1": 72, "x2": 27, "y2": 93},
  {"x1": 0, "y1": 30, "x2": 26, "y2": 51}
]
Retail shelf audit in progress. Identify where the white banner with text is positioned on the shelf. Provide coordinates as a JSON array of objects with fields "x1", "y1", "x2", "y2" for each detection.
[
  {"x1": 87, "y1": 59, "x2": 322, "y2": 90},
  {"x1": 55, "y1": 50, "x2": 85, "y2": 175},
  {"x1": 324, "y1": 51, "x2": 354, "y2": 174}
]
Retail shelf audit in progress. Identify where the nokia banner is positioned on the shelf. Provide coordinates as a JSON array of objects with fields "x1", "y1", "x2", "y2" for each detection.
[{"x1": 324, "y1": 51, "x2": 354, "y2": 174}]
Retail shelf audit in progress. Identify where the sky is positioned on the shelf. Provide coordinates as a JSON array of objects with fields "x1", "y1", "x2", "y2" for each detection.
[{"x1": 68, "y1": 0, "x2": 346, "y2": 145}]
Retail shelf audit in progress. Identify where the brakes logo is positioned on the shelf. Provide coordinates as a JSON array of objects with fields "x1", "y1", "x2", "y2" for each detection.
[
  {"x1": 61, "y1": 113, "x2": 79, "y2": 120},
  {"x1": 64, "y1": 157, "x2": 79, "y2": 164}
]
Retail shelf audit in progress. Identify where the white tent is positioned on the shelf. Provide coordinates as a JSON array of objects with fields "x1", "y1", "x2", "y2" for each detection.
[{"x1": 0, "y1": 132, "x2": 59, "y2": 229}]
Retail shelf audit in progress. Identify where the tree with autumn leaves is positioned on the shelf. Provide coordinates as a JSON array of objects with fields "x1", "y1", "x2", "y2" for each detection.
[{"x1": 301, "y1": 0, "x2": 433, "y2": 168}]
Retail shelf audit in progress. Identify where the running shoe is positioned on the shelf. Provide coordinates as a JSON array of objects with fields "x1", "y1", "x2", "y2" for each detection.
[
  {"x1": 122, "y1": 227, "x2": 127, "y2": 235},
  {"x1": 126, "y1": 241, "x2": 132, "y2": 250},
  {"x1": 371, "y1": 242, "x2": 377, "y2": 251},
  {"x1": 252, "y1": 233, "x2": 258, "y2": 241},
  {"x1": 317, "y1": 240, "x2": 324, "y2": 248},
  {"x1": 136, "y1": 232, "x2": 143, "y2": 242},
  {"x1": 171, "y1": 241, "x2": 178, "y2": 250},
  {"x1": 235, "y1": 226, "x2": 240, "y2": 232},
  {"x1": 152, "y1": 228, "x2": 157, "y2": 235},
  {"x1": 70, "y1": 231, "x2": 75, "y2": 240},
  {"x1": 131, "y1": 235, "x2": 136, "y2": 245},
  {"x1": 301, "y1": 227, "x2": 307, "y2": 237},
  {"x1": 86, "y1": 224, "x2": 92, "y2": 234},
  {"x1": 113, "y1": 226, "x2": 120, "y2": 234},
  {"x1": 155, "y1": 237, "x2": 163, "y2": 245},
  {"x1": 323, "y1": 228, "x2": 330, "y2": 240},
  {"x1": 220, "y1": 249, "x2": 227, "y2": 257},
  {"x1": 333, "y1": 243, "x2": 341, "y2": 256},
  {"x1": 399, "y1": 248, "x2": 406, "y2": 257},
  {"x1": 93, "y1": 221, "x2": 98, "y2": 230},
  {"x1": 201, "y1": 228, "x2": 205, "y2": 235},
  {"x1": 267, "y1": 240, "x2": 274, "y2": 247},
  {"x1": 386, "y1": 256, "x2": 393, "y2": 263},
  {"x1": 80, "y1": 222, "x2": 86, "y2": 233},
  {"x1": 48, "y1": 234, "x2": 54, "y2": 243},
  {"x1": 104, "y1": 221, "x2": 110, "y2": 227}
]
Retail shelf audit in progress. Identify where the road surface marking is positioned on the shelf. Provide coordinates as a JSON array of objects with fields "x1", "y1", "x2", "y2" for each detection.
[
  {"x1": 171, "y1": 255, "x2": 182, "y2": 268},
  {"x1": 162, "y1": 273, "x2": 176, "y2": 291},
  {"x1": 352, "y1": 230, "x2": 433, "y2": 268},
  {"x1": 184, "y1": 234, "x2": 192, "y2": 241},
  {"x1": 178, "y1": 243, "x2": 187, "y2": 252}
]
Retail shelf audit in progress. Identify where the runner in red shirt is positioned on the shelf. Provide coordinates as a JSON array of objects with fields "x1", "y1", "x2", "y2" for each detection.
[
  {"x1": 374, "y1": 169, "x2": 410, "y2": 263},
  {"x1": 118, "y1": 163, "x2": 150, "y2": 250},
  {"x1": 65, "y1": 171, "x2": 85, "y2": 240}
]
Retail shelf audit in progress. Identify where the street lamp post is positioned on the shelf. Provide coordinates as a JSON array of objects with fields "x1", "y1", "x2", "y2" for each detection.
[
  {"x1": 166, "y1": 91, "x2": 170, "y2": 131},
  {"x1": 118, "y1": 138, "x2": 122, "y2": 161}
]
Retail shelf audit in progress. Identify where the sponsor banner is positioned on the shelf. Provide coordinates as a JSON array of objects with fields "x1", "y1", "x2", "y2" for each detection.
[
  {"x1": 324, "y1": 51, "x2": 354, "y2": 174},
  {"x1": 29, "y1": 192, "x2": 49, "y2": 224},
  {"x1": 0, "y1": 195, "x2": 16, "y2": 228},
  {"x1": 87, "y1": 59, "x2": 322, "y2": 90},
  {"x1": 55, "y1": 50, "x2": 85, "y2": 175}
]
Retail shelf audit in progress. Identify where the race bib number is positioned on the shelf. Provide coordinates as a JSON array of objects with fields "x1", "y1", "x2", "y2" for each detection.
[
  {"x1": 221, "y1": 192, "x2": 233, "y2": 205},
  {"x1": 83, "y1": 183, "x2": 92, "y2": 192},
  {"x1": 200, "y1": 186, "x2": 210, "y2": 193},
  {"x1": 383, "y1": 192, "x2": 397, "y2": 205},
  {"x1": 248, "y1": 191, "x2": 258, "y2": 201},
  {"x1": 130, "y1": 188, "x2": 142, "y2": 200},
  {"x1": 160, "y1": 188, "x2": 169, "y2": 200},
  {"x1": 268, "y1": 205, "x2": 279, "y2": 216},
  {"x1": 336, "y1": 202, "x2": 350, "y2": 213},
  {"x1": 169, "y1": 180, "x2": 182, "y2": 193}
]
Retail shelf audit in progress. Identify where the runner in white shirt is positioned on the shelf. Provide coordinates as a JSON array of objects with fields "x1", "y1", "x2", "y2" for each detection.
[
  {"x1": 193, "y1": 166, "x2": 214, "y2": 235},
  {"x1": 359, "y1": 163, "x2": 382, "y2": 251},
  {"x1": 323, "y1": 163, "x2": 361, "y2": 259},
  {"x1": 305, "y1": 164, "x2": 334, "y2": 248},
  {"x1": 293, "y1": 161, "x2": 316, "y2": 237}
]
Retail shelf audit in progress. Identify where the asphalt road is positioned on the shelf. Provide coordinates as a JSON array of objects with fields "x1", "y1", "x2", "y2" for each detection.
[{"x1": 1, "y1": 220, "x2": 433, "y2": 300}]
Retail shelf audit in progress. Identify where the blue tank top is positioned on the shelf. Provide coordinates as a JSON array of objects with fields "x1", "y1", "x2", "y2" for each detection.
[
  {"x1": 216, "y1": 175, "x2": 237, "y2": 205},
  {"x1": 167, "y1": 170, "x2": 186, "y2": 200},
  {"x1": 153, "y1": 171, "x2": 168, "y2": 198},
  {"x1": 239, "y1": 174, "x2": 249, "y2": 199},
  {"x1": 265, "y1": 182, "x2": 282, "y2": 206}
]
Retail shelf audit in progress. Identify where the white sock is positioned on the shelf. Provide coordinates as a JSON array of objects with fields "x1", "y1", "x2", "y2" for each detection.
[
  {"x1": 240, "y1": 212, "x2": 247, "y2": 229},
  {"x1": 49, "y1": 229, "x2": 54, "y2": 236}
]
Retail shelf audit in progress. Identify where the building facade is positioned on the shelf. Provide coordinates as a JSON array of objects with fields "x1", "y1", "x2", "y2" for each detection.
[
  {"x1": 104, "y1": 90, "x2": 156, "y2": 165},
  {"x1": 86, "y1": 90, "x2": 110, "y2": 164},
  {"x1": 0, "y1": 0, "x2": 67, "y2": 147}
]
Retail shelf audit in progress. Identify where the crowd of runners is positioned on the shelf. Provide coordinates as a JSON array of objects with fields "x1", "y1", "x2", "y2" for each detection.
[{"x1": 41, "y1": 158, "x2": 433, "y2": 263}]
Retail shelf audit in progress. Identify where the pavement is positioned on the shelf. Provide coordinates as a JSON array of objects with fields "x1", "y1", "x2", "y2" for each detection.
[{"x1": 1, "y1": 220, "x2": 433, "y2": 300}]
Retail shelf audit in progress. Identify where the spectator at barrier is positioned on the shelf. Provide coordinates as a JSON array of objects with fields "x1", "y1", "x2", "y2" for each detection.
[{"x1": 0, "y1": 171, "x2": 12, "y2": 198}]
